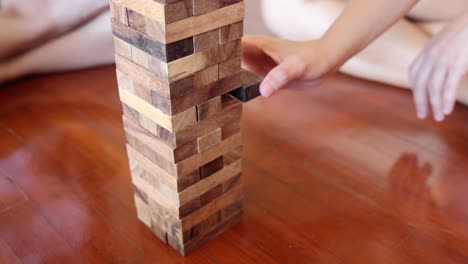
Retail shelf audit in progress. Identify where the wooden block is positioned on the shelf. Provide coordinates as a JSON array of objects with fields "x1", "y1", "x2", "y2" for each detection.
[
  {"x1": 127, "y1": 131, "x2": 179, "y2": 176},
  {"x1": 147, "y1": 194, "x2": 181, "y2": 235},
  {"x1": 197, "y1": 128, "x2": 222, "y2": 152},
  {"x1": 218, "y1": 39, "x2": 241, "y2": 62},
  {"x1": 163, "y1": 0, "x2": 193, "y2": 24},
  {"x1": 112, "y1": 0, "x2": 165, "y2": 23},
  {"x1": 134, "y1": 194, "x2": 151, "y2": 227},
  {"x1": 200, "y1": 157, "x2": 224, "y2": 179},
  {"x1": 179, "y1": 159, "x2": 241, "y2": 205},
  {"x1": 115, "y1": 55, "x2": 171, "y2": 98},
  {"x1": 180, "y1": 185, "x2": 243, "y2": 230},
  {"x1": 123, "y1": 95, "x2": 241, "y2": 149},
  {"x1": 128, "y1": 125, "x2": 239, "y2": 180},
  {"x1": 201, "y1": 185, "x2": 223, "y2": 206},
  {"x1": 184, "y1": 211, "x2": 222, "y2": 244},
  {"x1": 177, "y1": 170, "x2": 201, "y2": 192},
  {"x1": 110, "y1": 1, "x2": 129, "y2": 25},
  {"x1": 145, "y1": 17, "x2": 166, "y2": 40},
  {"x1": 175, "y1": 103, "x2": 242, "y2": 147},
  {"x1": 167, "y1": 45, "x2": 219, "y2": 81},
  {"x1": 113, "y1": 0, "x2": 192, "y2": 24},
  {"x1": 130, "y1": 158, "x2": 179, "y2": 208},
  {"x1": 179, "y1": 198, "x2": 201, "y2": 218},
  {"x1": 219, "y1": 56, "x2": 241, "y2": 79},
  {"x1": 222, "y1": 199, "x2": 243, "y2": 219},
  {"x1": 123, "y1": 117, "x2": 198, "y2": 163},
  {"x1": 222, "y1": 173, "x2": 241, "y2": 192},
  {"x1": 113, "y1": 37, "x2": 132, "y2": 59},
  {"x1": 127, "y1": 145, "x2": 177, "y2": 188},
  {"x1": 119, "y1": 88, "x2": 197, "y2": 132},
  {"x1": 194, "y1": 65, "x2": 219, "y2": 88},
  {"x1": 182, "y1": 210, "x2": 242, "y2": 256},
  {"x1": 221, "y1": 120, "x2": 241, "y2": 140},
  {"x1": 197, "y1": 96, "x2": 222, "y2": 121},
  {"x1": 170, "y1": 73, "x2": 240, "y2": 115},
  {"x1": 131, "y1": 46, "x2": 150, "y2": 69},
  {"x1": 127, "y1": 9, "x2": 147, "y2": 33},
  {"x1": 193, "y1": 29, "x2": 219, "y2": 52},
  {"x1": 116, "y1": 70, "x2": 134, "y2": 93},
  {"x1": 112, "y1": 0, "x2": 243, "y2": 44},
  {"x1": 193, "y1": 0, "x2": 243, "y2": 16},
  {"x1": 229, "y1": 70, "x2": 261, "y2": 102},
  {"x1": 166, "y1": 2, "x2": 244, "y2": 44},
  {"x1": 133, "y1": 81, "x2": 152, "y2": 102},
  {"x1": 219, "y1": 21, "x2": 243, "y2": 44},
  {"x1": 142, "y1": 66, "x2": 229, "y2": 117},
  {"x1": 177, "y1": 133, "x2": 240, "y2": 176},
  {"x1": 112, "y1": 19, "x2": 194, "y2": 63}
]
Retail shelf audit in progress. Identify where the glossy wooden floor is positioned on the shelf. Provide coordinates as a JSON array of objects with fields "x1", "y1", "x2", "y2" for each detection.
[{"x1": 2, "y1": 66, "x2": 468, "y2": 263}]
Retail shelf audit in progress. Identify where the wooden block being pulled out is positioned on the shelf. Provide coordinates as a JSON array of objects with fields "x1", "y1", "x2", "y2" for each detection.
[{"x1": 229, "y1": 71, "x2": 262, "y2": 102}]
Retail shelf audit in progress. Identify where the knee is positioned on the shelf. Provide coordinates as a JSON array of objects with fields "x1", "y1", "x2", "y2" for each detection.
[{"x1": 261, "y1": 0, "x2": 345, "y2": 40}]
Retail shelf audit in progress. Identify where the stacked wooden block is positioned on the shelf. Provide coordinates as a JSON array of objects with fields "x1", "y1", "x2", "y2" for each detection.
[{"x1": 109, "y1": 0, "x2": 245, "y2": 256}]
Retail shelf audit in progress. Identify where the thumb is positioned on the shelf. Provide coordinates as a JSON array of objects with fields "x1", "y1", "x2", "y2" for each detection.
[{"x1": 260, "y1": 56, "x2": 307, "y2": 97}]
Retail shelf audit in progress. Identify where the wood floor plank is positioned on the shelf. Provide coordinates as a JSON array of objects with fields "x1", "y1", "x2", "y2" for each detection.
[{"x1": 2, "y1": 67, "x2": 468, "y2": 262}]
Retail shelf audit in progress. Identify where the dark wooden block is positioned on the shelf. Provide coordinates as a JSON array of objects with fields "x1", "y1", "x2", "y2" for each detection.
[
  {"x1": 112, "y1": 19, "x2": 194, "y2": 63},
  {"x1": 200, "y1": 157, "x2": 224, "y2": 179},
  {"x1": 229, "y1": 71, "x2": 261, "y2": 102}
]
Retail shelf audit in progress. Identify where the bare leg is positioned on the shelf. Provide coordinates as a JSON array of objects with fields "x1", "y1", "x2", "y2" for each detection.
[
  {"x1": 258, "y1": 0, "x2": 468, "y2": 104},
  {"x1": 0, "y1": 11, "x2": 114, "y2": 84},
  {"x1": 261, "y1": 0, "x2": 428, "y2": 88},
  {"x1": 0, "y1": 0, "x2": 109, "y2": 60}
]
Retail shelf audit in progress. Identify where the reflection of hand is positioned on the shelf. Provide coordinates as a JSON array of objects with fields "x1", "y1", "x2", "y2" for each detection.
[
  {"x1": 388, "y1": 153, "x2": 433, "y2": 220},
  {"x1": 410, "y1": 12, "x2": 468, "y2": 122},
  {"x1": 388, "y1": 153, "x2": 432, "y2": 196},
  {"x1": 242, "y1": 36, "x2": 332, "y2": 97}
]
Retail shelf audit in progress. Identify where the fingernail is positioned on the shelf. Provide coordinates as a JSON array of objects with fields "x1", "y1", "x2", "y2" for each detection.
[
  {"x1": 260, "y1": 82, "x2": 273, "y2": 97},
  {"x1": 435, "y1": 113, "x2": 444, "y2": 122},
  {"x1": 417, "y1": 111, "x2": 426, "y2": 119}
]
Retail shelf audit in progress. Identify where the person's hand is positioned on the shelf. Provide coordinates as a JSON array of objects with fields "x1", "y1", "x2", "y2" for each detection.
[
  {"x1": 242, "y1": 36, "x2": 332, "y2": 97},
  {"x1": 410, "y1": 13, "x2": 468, "y2": 122}
]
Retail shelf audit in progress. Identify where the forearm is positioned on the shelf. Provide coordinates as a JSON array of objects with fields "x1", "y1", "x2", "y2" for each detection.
[{"x1": 320, "y1": 0, "x2": 419, "y2": 70}]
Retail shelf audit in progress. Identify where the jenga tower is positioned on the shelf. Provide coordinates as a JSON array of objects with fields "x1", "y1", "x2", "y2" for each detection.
[{"x1": 109, "y1": 0, "x2": 245, "y2": 256}]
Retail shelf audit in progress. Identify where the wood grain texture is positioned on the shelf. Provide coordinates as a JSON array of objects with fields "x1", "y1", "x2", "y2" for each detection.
[
  {"x1": 179, "y1": 159, "x2": 241, "y2": 205},
  {"x1": 194, "y1": 29, "x2": 220, "y2": 53},
  {"x1": 165, "y1": 2, "x2": 244, "y2": 44},
  {"x1": 127, "y1": 9, "x2": 147, "y2": 33},
  {"x1": 111, "y1": 0, "x2": 166, "y2": 23},
  {"x1": 119, "y1": 88, "x2": 197, "y2": 133},
  {"x1": 113, "y1": 37, "x2": 132, "y2": 59},
  {"x1": 193, "y1": 0, "x2": 244, "y2": 16},
  {"x1": 229, "y1": 70, "x2": 262, "y2": 102},
  {"x1": 123, "y1": 117, "x2": 197, "y2": 163},
  {"x1": 174, "y1": 103, "x2": 242, "y2": 148},
  {"x1": 176, "y1": 133, "x2": 241, "y2": 176},
  {"x1": 115, "y1": 54, "x2": 193, "y2": 99},
  {"x1": 198, "y1": 128, "x2": 222, "y2": 152},
  {"x1": 110, "y1": 1, "x2": 129, "y2": 25},
  {"x1": 219, "y1": 21, "x2": 243, "y2": 44},
  {"x1": 219, "y1": 57, "x2": 241, "y2": 79},
  {"x1": 5, "y1": 66, "x2": 468, "y2": 262},
  {"x1": 197, "y1": 96, "x2": 222, "y2": 121},
  {"x1": 112, "y1": 19, "x2": 194, "y2": 63},
  {"x1": 181, "y1": 186, "x2": 243, "y2": 230}
]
